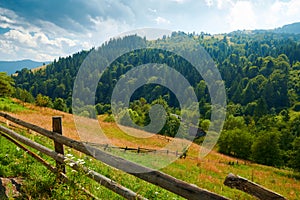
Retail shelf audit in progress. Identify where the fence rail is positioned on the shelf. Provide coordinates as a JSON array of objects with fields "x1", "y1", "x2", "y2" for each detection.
[
  {"x1": 224, "y1": 173, "x2": 287, "y2": 200},
  {"x1": 0, "y1": 112, "x2": 228, "y2": 200},
  {"x1": 86, "y1": 142, "x2": 184, "y2": 156}
]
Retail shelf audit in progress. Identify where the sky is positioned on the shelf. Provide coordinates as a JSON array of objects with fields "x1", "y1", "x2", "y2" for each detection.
[{"x1": 0, "y1": 0, "x2": 300, "y2": 61}]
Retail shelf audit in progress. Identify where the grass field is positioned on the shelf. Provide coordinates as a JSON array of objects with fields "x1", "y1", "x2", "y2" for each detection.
[{"x1": 0, "y1": 98, "x2": 300, "y2": 199}]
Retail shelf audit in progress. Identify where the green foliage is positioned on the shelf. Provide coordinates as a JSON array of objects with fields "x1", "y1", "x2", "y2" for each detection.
[
  {"x1": 35, "y1": 93, "x2": 53, "y2": 108},
  {"x1": 95, "y1": 103, "x2": 111, "y2": 114},
  {"x1": 289, "y1": 137, "x2": 300, "y2": 171},
  {"x1": 53, "y1": 98, "x2": 68, "y2": 112},
  {"x1": 223, "y1": 115, "x2": 246, "y2": 130},
  {"x1": 0, "y1": 98, "x2": 27, "y2": 113},
  {"x1": 218, "y1": 129, "x2": 253, "y2": 159},
  {"x1": 103, "y1": 114, "x2": 115, "y2": 122},
  {"x1": 251, "y1": 131, "x2": 283, "y2": 167},
  {"x1": 290, "y1": 116, "x2": 300, "y2": 137},
  {"x1": 13, "y1": 32, "x2": 300, "y2": 118},
  {"x1": 0, "y1": 72, "x2": 14, "y2": 97},
  {"x1": 14, "y1": 87, "x2": 35, "y2": 103}
]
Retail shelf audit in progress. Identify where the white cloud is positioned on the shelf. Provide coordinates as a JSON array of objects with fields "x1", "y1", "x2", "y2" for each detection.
[
  {"x1": 270, "y1": 0, "x2": 300, "y2": 21},
  {"x1": 205, "y1": 0, "x2": 213, "y2": 7},
  {"x1": 0, "y1": 28, "x2": 82, "y2": 61},
  {"x1": 253, "y1": 0, "x2": 300, "y2": 29},
  {"x1": 171, "y1": 0, "x2": 189, "y2": 4},
  {"x1": 88, "y1": 16, "x2": 132, "y2": 45},
  {"x1": 0, "y1": 7, "x2": 100, "y2": 61},
  {"x1": 227, "y1": 1, "x2": 257, "y2": 31},
  {"x1": 205, "y1": 0, "x2": 233, "y2": 9},
  {"x1": 155, "y1": 17, "x2": 171, "y2": 25},
  {"x1": 148, "y1": 8, "x2": 157, "y2": 13}
]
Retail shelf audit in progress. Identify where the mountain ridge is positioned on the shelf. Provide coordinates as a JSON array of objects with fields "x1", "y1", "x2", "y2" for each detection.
[
  {"x1": 0, "y1": 59, "x2": 50, "y2": 75},
  {"x1": 274, "y1": 22, "x2": 300, "y2": 34}
]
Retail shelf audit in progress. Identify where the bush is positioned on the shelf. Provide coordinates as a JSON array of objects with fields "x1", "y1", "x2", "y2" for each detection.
[
  {"x1": 103, "y1": 114, "x2": 115, "y2": 122},
  {"x1": 218, "y1": 129, "x2": 253, "y2": 159},
  {"x1": 251, "y1": 131, "x2": 283, "y2": 167},
  {"x1": 35, "y1": 94, "x2": 53, "y2": 108}
]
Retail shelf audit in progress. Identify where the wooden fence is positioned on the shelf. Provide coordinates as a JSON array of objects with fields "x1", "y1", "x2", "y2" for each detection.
[
  {"x1": 0, "y1": 112, "x2": 287, "y2": 199},
  {"x1": 86, "y1": 142, "x2": 185, "y2": 157},
  {"x1": 0, "y1": 112, "x2": 228, "y2": 200}
]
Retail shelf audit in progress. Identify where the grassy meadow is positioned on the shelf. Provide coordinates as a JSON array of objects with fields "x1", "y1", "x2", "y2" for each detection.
[{"x1": 0, "y1": 98, "x2": 299, "y2": 199}]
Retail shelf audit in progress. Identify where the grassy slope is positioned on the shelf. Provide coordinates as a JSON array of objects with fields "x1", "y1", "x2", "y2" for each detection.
[{"x1": 0, "y1": 99, "x2": 300, "y2": 199}]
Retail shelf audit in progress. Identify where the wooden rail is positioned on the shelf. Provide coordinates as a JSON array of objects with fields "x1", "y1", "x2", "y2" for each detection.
[
  {"x1": 0, "y1": 124, "x2": 145, "y2": 200},
  {"x1": 86, "y1": 142, "x2": 183, "y2": 156},
  {"x1": 0, "y1": 131, "x2": 99, "y2": 200},
  {"x1": 224, "y1": 173, "x2": 287, "y2": 200},
  {"x1": 0, "y1": 112, "x2": 228, "y2": 200}
]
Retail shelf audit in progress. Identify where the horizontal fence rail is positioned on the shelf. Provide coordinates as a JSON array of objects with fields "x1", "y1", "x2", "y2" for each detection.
[
  {"x1": 224, "y1": 173, "x2": 287, "y2": 200},
  {"x1": 0, "y1": 124, "x2": 145, "y2": 200},
  {"x1": 86, "y1": 142, "x2": 184, "y2": 156},
  {"x1": 0, "y1": 131, "x2": 99, "y2": 200},
  {"x1": 0, "y1": 112, "x2": 228, "y2": 200}
]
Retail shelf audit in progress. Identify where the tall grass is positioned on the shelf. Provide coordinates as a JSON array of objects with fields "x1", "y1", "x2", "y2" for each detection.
[{"x1": 0, "y1": 98, "x2": 27, "y2": 113}]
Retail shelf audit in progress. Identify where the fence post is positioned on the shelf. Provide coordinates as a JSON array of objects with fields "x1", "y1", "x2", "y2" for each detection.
[{"x1": 52, "y1": 116, "x2": 65, "y2": 173}]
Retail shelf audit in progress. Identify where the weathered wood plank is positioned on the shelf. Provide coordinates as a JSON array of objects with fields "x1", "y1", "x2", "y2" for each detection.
[
  {"x1": 0, "y1": 112, "x2": 228, "y2": 200},
  {"x1": 224, "y1": 173, "x2": 286, "y2": 200},
  {"x1": 0, "y1": 124, "x2": 147, "y2": 200}
]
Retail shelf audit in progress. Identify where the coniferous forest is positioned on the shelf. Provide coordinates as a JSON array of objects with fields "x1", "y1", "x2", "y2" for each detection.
[{"x1": 11, "y1": 30, "x2": 300, "y2": 170}]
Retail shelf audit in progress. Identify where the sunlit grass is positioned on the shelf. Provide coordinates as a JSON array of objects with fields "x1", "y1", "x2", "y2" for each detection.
[{"x1": 0, "y1": 98, "x2": 27, "y2": 113}]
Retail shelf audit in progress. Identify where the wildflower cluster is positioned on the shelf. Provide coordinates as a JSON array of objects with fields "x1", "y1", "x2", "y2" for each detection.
[{"x1": 64, "y1": 154, "x2": 86, "y2": 168}]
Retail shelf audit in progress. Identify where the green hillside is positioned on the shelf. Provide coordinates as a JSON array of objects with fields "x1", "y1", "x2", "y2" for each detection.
[{"x1": 9, "y1": 31, "x2": 300, "y2": 171}]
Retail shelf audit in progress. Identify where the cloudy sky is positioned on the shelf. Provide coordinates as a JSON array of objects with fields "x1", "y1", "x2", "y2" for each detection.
[{"x1": 0, "y1": 0, "x2": 300, "y2": 61}]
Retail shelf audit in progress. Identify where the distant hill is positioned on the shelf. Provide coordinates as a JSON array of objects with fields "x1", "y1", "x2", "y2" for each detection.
[
  {"x1": 0, "y1": 59, "x2": 50, "y2": 75},
  {"x1": 274, "y1": 22, "x2": 300, "y2": 34},
  {"x1": 228, "y1": 22, "x2": 300, "y2": 36}
]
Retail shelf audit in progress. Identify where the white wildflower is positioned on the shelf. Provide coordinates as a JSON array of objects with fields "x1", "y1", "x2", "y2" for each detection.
[
  {"x1": 77, "y1": 159, "x2": 85, "y2": 165},
  {"x1": 66, "y1": 154, "x2": 75, "y2": 159}
]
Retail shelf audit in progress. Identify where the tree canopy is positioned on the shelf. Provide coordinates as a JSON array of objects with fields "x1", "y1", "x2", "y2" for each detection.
[{"x1": 0, "y1": 72, "x2": 14, "y2": 97}]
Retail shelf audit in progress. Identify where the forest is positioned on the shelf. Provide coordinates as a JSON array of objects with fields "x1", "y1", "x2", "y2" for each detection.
[{"x1": 7, "y1": 30, "x2": 300, "y2": 171}]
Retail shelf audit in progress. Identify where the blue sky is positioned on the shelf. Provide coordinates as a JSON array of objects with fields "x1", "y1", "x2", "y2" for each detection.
[{"x1": 0, "y1": 0, "x2": 299, "y2": 61}]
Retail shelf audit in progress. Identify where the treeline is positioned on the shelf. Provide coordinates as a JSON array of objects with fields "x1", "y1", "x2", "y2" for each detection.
[
  {"x1": 13, "y1": 32, "x2": 300, "y2": 112},
  {"x1": 11, "y1": 31, "x2": 300, "y2": 170},
  {"x1": 219, "y1": 112, "x2": 300, "y2": 169}
]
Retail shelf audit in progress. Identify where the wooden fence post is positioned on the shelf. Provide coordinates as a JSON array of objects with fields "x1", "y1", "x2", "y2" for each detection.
[{"x1": 52, "y1": 116, "x2": 65, "y2": 173}]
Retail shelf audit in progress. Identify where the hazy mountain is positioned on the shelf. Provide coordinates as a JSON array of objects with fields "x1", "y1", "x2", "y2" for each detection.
[
  {"x1": 274, "y1": 22, "x2": 300, "y2": 34},
  {"x1": 0, "y1": 59, "x2": 50, "y2": 75},
  {"x1": 229, "y1": 22, "x2": 300, "y2": 36}
]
